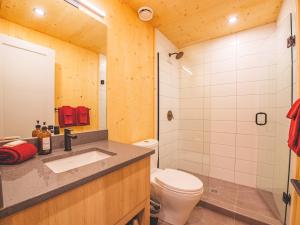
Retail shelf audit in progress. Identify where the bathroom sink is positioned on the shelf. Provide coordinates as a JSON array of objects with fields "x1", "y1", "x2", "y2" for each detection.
[{"x1": 44, "y1": 148, "x2": 115, "y2": 173}]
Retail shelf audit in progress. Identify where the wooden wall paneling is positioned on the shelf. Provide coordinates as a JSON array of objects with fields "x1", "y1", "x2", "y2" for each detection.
[
  {"x1": 94, "y1": 0, "x2": 155, "y2": 144},
  {"x1": 1, "y1": 0, "x2": 156, "y2": 144},
  {"x1": 124, "y1": 0, "x2": 283, "y2": 48},
  {"x1": 291, "y1": 1, "x2": 300, "y2": 224},
  {"x1": 0, "y1": 158, "x2": 151, "y2": 225}
]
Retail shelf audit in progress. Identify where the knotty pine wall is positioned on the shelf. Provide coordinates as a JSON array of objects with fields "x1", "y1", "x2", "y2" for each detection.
[
  {"x1": 291, "y1": 1, "x2": 300, "y2": 224},
  {"x1": 291, "y1": 0, "x2": 300, "y2": 224},
  {"x1": 96, "y1": 0, "x2": 155, "y2": 143},
  {"x1": 0, "y1": 0, "x2": 155, "y2": 143}
]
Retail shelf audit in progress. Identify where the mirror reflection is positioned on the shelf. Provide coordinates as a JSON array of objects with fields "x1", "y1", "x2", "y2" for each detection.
[{"x1": 0, "y1": 0, "x2": 107, "y2": 139}]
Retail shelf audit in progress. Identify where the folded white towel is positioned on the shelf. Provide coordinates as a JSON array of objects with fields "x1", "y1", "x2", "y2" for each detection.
[
  {"x1": 1, "y1": 136, "x2": 21, "y2": 141},
  {"x1": 3, "y1": 140, "x2": 27, "y2": 147}
]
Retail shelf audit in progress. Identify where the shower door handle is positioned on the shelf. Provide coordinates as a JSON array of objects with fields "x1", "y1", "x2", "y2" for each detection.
[{"x1": 255, "y1": 112, "x2": 267, "y2": 126}]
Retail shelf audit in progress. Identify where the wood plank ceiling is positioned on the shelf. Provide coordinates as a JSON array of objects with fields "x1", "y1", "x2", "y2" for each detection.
[
  {"x1": 124, "y1": 0, "x2": 283, "y2": 48},
  {"x1": 0, "y1": 0, "x2": 107, "y2": 53}
]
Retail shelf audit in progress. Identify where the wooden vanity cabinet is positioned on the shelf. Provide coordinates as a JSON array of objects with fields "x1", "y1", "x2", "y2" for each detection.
[{"x1": 0, "y1": 157, "x2": 150, "y2": 225}]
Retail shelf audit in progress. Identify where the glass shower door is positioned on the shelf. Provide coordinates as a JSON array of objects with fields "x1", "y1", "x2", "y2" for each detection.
[{"x1": 256, "y1": 13, "x2": 296, "y2": 225}]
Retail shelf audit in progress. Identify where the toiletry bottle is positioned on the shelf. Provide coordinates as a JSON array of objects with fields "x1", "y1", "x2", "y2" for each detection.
[
  {"x1": 54, "y1": 126, "x2": 60, "y2": 135},
  {"x1": 37, "y1": 122, "x2": 52, "y2": 155},
  {"x1": 32, "y1": 120, "x2": 41, "y2": 137},
  {"x1": 47, "y1": 125, "x2": 54, "y2": 134}
]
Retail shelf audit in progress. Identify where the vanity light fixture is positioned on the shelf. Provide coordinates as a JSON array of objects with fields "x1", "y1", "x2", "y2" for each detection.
[
  {"x1": 33, "y1": 7, "x2": 45, "y2": 17},
  {"x1": 228, "y1": 15, "x2": 238, "y2": 24},
  {"x1": 182, "y1": 66, "x2": 192, "y2": 75},
  {"x1": 64, "y1": 0, "x2": 106, "y2": 22}
]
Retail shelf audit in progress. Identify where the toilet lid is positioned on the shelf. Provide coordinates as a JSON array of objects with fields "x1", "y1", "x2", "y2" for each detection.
[{"x1": 154, "y1": 169, "x2": 203, "y2": 193}]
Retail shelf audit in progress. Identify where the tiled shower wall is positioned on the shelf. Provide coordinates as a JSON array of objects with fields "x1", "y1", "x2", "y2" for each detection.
[
  {"x1": 178, "y1": 24, "x2": 277, "y2": 187},
  {"x1": 156, "y1": 2, "x2": 296, "y2": 193},
  {"x1": 156, "y1": 30, "x2": 179, "y2": 169},
  {"x1": 156, "y1": 1, "x2": 296, "y2": 222}
]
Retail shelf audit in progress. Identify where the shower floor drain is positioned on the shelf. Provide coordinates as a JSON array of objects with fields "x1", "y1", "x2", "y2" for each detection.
[{"x1": 210, "y1": 189, "x2": 218, "y2": 193}]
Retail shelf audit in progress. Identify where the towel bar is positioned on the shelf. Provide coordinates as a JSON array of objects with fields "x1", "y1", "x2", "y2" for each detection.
[{"x1": 54, "y1": 107, "x2": 91, "y2": 112}]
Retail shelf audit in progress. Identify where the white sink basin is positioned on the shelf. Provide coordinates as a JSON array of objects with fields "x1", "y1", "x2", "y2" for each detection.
[{"x1": 45, "y1": 150, "x2": 112, "y2": 173}]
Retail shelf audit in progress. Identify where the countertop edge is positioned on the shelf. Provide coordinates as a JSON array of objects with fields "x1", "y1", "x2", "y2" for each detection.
[{"x1": 0, "y1": 149, "x2": 154, "y2": 218}]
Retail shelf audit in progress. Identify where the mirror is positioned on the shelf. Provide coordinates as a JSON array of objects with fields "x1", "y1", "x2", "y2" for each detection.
[{"x1": 0, "y1": 0, "x2": 107, "y2": 139}]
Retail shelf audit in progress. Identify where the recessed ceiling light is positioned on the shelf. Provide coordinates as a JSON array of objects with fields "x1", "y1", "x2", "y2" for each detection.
[
  {"x1": 228, "y1": 16, "x2": 237, "y2": 24},
  {"x1": 33, "y1": 8, "x2": 45, "y2": 17}
]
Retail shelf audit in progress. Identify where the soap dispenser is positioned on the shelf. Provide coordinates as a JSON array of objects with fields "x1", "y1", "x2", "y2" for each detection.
[
  {"x1": 32, "y1": 120, "x2": 41, "y2": 137},
  {"x1": 37, "y1": 122, "x2": 52, "y2": 155}
]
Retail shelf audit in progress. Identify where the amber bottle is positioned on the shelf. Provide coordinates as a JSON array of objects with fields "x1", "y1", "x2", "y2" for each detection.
[
  {"x1": 37, "y1": 122, "x2": 52, "y2": 155},
  {"x1": 32, "y1": 120, "x2": 41, "y2": 137}
]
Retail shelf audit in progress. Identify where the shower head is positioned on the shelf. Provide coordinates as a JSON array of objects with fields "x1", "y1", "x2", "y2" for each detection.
[{"x1": 169, "y1": 51, "x2": 184, "y2": 60}]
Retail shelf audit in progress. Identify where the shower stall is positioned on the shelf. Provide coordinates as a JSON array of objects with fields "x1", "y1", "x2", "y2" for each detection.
[{"x1": 156, "y1": 1, "x2": 296, "y2": 224}]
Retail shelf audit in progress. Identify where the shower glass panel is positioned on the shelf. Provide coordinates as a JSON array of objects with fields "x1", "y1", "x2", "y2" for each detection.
[{"x1": 256, "y1": 13, "x2": 295, "y2": 224}]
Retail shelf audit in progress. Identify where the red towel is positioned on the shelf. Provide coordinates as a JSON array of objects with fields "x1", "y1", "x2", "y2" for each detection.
[
  {"x1": 76, "y1": 106, "x2": 90, "y2": 126},
  {"x1": 58, "y1": 106, "x2": 76, "y2": 127},
  {"x1": 0, "y1": 142, "x2": 37, "y2": 164},
  {"x1": 287, "y1": 98, "x2": 300, "y2": 156}
]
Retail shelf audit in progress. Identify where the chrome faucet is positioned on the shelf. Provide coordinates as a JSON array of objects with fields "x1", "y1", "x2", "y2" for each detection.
[{"x1": 64, "y1": 129, "x2": 78, "y2": 151}]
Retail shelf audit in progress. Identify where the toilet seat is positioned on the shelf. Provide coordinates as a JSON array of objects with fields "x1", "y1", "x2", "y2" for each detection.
[{"x1": 152, "y1": 169, "x2": 203, "y2": 194}]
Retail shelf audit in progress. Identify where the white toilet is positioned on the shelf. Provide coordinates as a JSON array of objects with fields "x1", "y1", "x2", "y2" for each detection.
[{"x1": 133, "y1": 139, "x2": 203, "y2": 225}]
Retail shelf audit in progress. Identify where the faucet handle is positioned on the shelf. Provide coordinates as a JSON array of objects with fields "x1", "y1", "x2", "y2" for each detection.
[
  {"x1": 64, "y1": 128, "x2": 72, "y2": 133},
  {"x1": 64, "y1": 128, "x2": 77, "y2": 139}
]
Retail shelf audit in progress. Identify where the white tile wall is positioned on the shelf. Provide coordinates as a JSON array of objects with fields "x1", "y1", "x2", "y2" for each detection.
[
  {"x1": 177, "y1": 23, "x2": 279, "y2": 188},
  {"x1": 156, "y1": 30, "x2": 180, "y2": 169}
]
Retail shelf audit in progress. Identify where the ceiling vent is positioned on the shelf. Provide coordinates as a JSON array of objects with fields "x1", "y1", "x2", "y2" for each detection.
[{"x1": 138, "y1": 6, "x2": 153, "y2": 21}]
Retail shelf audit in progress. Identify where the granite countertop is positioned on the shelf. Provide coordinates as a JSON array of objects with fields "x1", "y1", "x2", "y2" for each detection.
[{"x1": 0, "y1": 140, "x2": 154, "y2": 218}]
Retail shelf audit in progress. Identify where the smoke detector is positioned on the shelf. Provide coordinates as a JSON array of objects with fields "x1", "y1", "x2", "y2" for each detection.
[{"x1": 138, "y1": 6, "x2": 153, "y2": 21}]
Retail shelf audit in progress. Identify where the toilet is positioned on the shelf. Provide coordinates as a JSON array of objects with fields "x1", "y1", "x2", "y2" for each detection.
[{"x1": 133, "y1": 139, "x2": 203, "y2": 225}]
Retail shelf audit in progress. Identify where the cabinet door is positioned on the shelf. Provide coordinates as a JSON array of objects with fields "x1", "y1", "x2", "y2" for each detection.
[{"x1": 0, "y1": 35, "x2": 55, "y2": 138}]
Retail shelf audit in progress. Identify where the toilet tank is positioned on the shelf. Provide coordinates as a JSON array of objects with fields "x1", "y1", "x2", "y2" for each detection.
[{"x1": 133, "y1": 139, "x2": 158, "y2": 173}]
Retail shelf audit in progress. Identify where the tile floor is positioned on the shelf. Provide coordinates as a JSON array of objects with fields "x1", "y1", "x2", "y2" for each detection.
[{"x1": 196, "y1": 174, "x2": 282, "y2": 225}]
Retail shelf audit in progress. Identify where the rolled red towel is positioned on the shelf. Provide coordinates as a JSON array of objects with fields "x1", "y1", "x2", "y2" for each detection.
[
  {"x1": 0, "y1": 141, "x2": 37, "y2": 164},
  {"x1": 58, "y1": 106, "x2": 76, "y2": 127},
  {"x1": 76, "y1": 106, "x2": 90, "y2": 126},
  {"x1": 287, "y1": 98, "x2": 300, "y2": 156}
]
